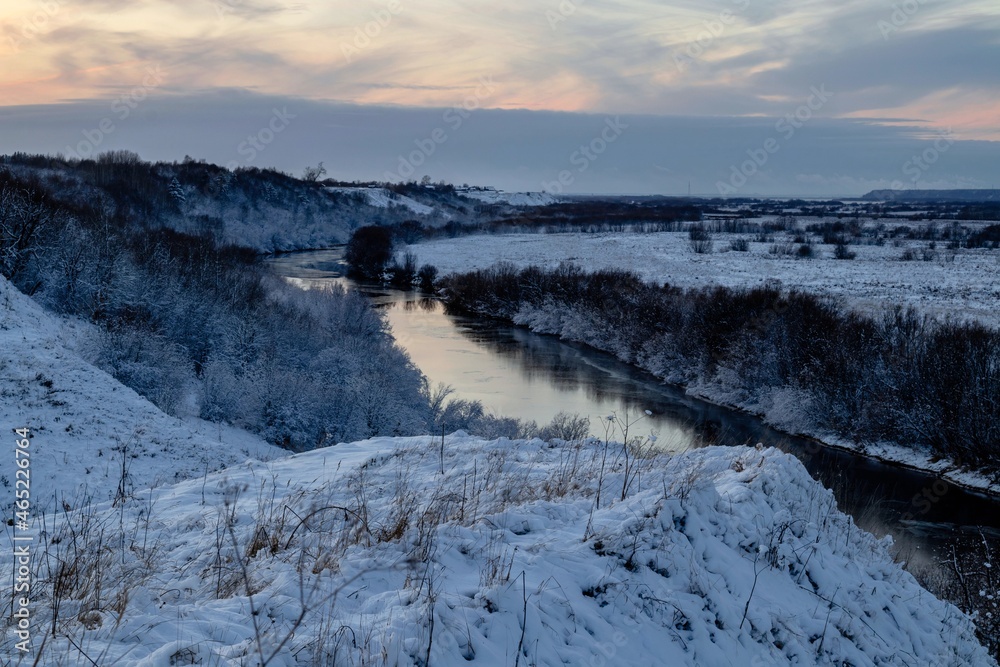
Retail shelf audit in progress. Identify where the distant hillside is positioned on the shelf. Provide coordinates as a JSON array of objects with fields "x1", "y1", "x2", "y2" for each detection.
[
  {"x1": 863, "y1": 189, "x2": 1000, "y2": 202},
  {"x1": 0, "y1": 152, "x2": 489, "y2": 252}
]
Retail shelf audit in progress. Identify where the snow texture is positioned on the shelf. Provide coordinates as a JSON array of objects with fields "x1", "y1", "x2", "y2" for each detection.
[
  {"x1": 3, "y1": 432, "x2": 994, "y2": 665},
  {"x1": 459, "y1": 190, "x2": 558, "y2": 206},
  {"x1": 327, "y1": 186, "x2": 435, "y2": 216},
  {"x1": 408, "y1": 230, "x2": 1000, "y2": 326}
]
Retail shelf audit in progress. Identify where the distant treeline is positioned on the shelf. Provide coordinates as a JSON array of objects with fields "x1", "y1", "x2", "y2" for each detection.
[
  {"x1": 441, "y1": 264, "x2": 1000, "y2": 470},
  {"x1": 0, "y1": 152, "x2": 470, "y2": 252}
]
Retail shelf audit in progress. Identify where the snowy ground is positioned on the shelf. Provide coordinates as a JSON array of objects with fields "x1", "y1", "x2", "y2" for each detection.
[
  {"x1": 459, "y1": 190, "x2": 558, "y2": 206},
  {"x1": 2, "y1": 274, "x2": 995, "y2": 665},
  {"x1": 327, "y1": 186, "x2": 436, "y2": 216},
  {"x1": 4, "y1": 432, "x2": 994, "y2": 666},
  {"x1": 0, "y1": 277, "x2": 283, "y2": 515},
  {"x1": 406, "y1": 230, "x2": 1000, "y2": 325}
]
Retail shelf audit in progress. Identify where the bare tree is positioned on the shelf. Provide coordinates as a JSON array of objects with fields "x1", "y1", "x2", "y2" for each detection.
[{"x1": 302, "y1": 161, "x2": 327, "y2": 182}]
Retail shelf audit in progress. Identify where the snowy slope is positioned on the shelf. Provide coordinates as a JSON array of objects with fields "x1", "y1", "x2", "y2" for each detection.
[
  {"x1": 328, "y1": 186, "x2": 435, "y2": 216},
  {"x1": 3, "y1": 433, "x2": 992, "y2": 666},
  {"x1": 0, "y1": 277, "x2": 283, "y2": 513},
  {"x1": 460, "y1": 190, "x2": 557, "y2": 206}
]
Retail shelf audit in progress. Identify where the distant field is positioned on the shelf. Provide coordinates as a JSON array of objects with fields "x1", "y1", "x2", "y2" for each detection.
[{"x1": 408, "y1": 227, "x2": 1000, "y2": 326}]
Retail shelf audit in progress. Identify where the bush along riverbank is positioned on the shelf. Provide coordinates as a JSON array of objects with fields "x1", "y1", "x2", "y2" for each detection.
[{"x1": 439, "y1": 263, "x2": 1000, "y2": 486}]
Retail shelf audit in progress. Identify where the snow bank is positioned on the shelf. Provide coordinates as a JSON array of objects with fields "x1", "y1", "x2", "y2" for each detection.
[
  {"x1": 5, "y1": 432, "x2": 992, "y2": 665},
  {"x1": 0, "y1": 277, "x2": 283, "y2": 512}
]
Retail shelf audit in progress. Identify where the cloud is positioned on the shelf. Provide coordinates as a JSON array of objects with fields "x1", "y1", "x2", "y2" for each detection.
[
  {"x1": 1, "y1": 1, "x2": 995, "y2": 120},
  {"x1": 1, "y1": 90, "x2": 997, "y2": 196}
]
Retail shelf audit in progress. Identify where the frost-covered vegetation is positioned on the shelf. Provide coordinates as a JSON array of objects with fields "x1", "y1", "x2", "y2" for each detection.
[
  {"x1": 440, "y1": 264, "x2": 1000, "y2": 472},
  {"x1": 4, "y1": 265, "x2": 996, "y2": 664},
  {"x1": 3, "y1": 159, "x2": 999, "y2": 664},
  {"x1": 0, "y1": 154, "x2": 439, "y2": 448},
  {"x1": 4, "y1": 432, "x2": 995, "y2": 666},
  {"x1": 409, "y1": 219, "x2": 1000, "y2": 326},
  {"x1": 0, "y1": 154, "x2": 616, "y2": 449},
  {"x1": 0, "y1": 152, "x2": 486, "y2": 253}
]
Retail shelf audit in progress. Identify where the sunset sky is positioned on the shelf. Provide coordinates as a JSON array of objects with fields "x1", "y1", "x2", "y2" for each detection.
[{"x1": 2, "y1": 0, "x2": 998, "y2": 195}]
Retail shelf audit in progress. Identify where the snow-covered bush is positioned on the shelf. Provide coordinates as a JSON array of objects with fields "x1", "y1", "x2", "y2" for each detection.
[{"x1": 0, "y1": 163, "x2": 438, "y2": 449}]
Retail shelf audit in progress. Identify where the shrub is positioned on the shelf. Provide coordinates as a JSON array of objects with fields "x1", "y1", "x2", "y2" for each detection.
[
  {"x1": 729, "y1": 238, "x2": 750, "y2": 252},
  {"x1": 89, "y1": 326, "x2": 196, "y2": 415},
  {"x1": 689, "y1": 225, "x2": 713, "y2": 254},
  {"x1": 833, "y1": 242, "x2": 856, "y2": 260},
  {"x1": 796, "y1": 243, "x2": 814, "y2": 258},
  {"x1": 417, "y1": 264, "x2": 439, "y2": 290},
  {"x1": 769, "y1": 242, "x2": 795, "y2": 256},
  {"x1": 389, "y1": 251, "x2": 417, "y2": 287},
  {"x1": 537, "y1": 411, "x2": 591, "y2": 441},
  {"x1": 344, "y1": 226, "x2": 394, "y2": 279},
  {"x1": 968, "y1": 224, "x2": 1000, "y2": 249}
]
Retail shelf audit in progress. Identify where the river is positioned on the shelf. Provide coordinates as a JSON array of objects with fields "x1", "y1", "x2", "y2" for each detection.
[{"x1": 268, "y1": 248, "x2": 1000, "y2": 568}]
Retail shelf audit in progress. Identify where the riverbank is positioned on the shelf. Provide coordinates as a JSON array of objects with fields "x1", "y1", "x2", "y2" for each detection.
[
  {"x1": 9, "y1": 267, "x2": 995, "y2": 665},
  {"x1": 525, "y1": 302, "x2": 1000, "y2": 499},
  {"x1": 407, "y1": 230, "x2": 1000, "y2": 326},
  {"x1": 266, "y1": 247, "x2": 1000, "y2": 498},
  {"x1": 437, "y1": 263, "x2": 1000, "y2": 500}
]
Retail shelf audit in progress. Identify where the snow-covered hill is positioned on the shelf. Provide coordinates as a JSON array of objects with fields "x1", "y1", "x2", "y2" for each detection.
[
  {"x1": 1, "y1": 275, "x2": 995, "y2": 665},
  {"x1": 0, "y1": 276, "x2": 283, "y2": 513},
  {"x1": 459, "y1": 189, "x2": 557, "y2": 207},
  {"x1": 327, "y1": 186, "x2": 436, "y2": 216}
]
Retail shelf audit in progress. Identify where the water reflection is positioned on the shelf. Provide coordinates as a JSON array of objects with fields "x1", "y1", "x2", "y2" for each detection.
[{"x1": 267, "y1": 249, "x2": 1000, "y2": 563}]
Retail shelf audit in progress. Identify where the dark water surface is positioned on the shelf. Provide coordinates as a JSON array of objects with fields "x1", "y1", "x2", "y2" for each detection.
[{"x1": 268, "y1": 249, "x2": 1000, "y2": 565}]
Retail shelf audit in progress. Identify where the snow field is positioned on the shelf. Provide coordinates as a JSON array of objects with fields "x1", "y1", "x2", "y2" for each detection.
[
  {"x1": 459, "y1": 190, "x2": 558, "y2": 207},
  {"x1": 407, "y1": 229, "x2": 1000, "y2": 326}
]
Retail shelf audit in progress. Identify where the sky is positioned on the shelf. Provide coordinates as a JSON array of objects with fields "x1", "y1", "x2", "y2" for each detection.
[{"x1": 1, "y1": 0, "x2": 998, "y2": 196}]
